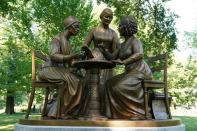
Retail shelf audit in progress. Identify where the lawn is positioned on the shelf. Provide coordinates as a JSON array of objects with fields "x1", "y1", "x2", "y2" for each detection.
[
  {"x1": 0, "y1": 113, "x2": 196, "y2": 131},
  {"x1": 0, "y1": 113, "x2": 39, "y2": 131},
  {"x1": 175, "y1": 116, "x2": 197, "y2": 131},
  {"x1": 0, "y1": 113, "x2": 24, "y2": 131}
]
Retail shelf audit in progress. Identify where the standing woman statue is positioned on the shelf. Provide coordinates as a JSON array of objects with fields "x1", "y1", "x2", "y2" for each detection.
[
  {"x1": 39, "y1": 16, "x2": 83, "y2": 119},
  {"x1": 81, "y1": 8, "x2": 119, "y2": 115},
  {"x1": 106, "y1": 16, "x2": 152, "y2": 119}
]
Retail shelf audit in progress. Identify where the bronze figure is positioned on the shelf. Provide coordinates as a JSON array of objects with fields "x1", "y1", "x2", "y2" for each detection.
[
  {"x1": 105, "y1": 16, "x2": 152, "y2": 119},
  {"x1": 81, "y1": 8, "x2": 119, "y2": 116},
  {"x1": 38, "y1": 16, "x2": 83, "y2": 119}
]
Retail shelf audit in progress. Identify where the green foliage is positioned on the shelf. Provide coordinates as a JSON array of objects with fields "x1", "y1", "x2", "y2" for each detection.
[
  {"x1": 184, "y1": 31, "x2": 197, "y2": 48},
  {"x1": 168, "y1": 56, "x2": 197, "y2": 107},
  {"x1": 26, "y1": 0, "x2": 96, "y2": 52},
  {"x1": 0, "y1": 0, "x2": 96, "y2": 107},
  {"x1": 0, "y1": 37, "x2": 31, "y2": 92},
  {"x1": 0, "y1": 0, "x2": 16, "y2": 16},
  {"x1": 97, "y1": 0, "x2": 178, "y2": 57},
  {"x1": 0, "y1": 113, "x2": 40, "y2": 131}
]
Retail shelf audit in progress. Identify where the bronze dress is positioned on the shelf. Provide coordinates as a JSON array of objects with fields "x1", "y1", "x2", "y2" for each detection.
[
  {"x1": 81, "y1": 25, "x2": 119, "y2": 115},
  {"x1": 39, "y1": 32, "x2": 83, "y2": 117},
  {"x1": 106, "y1": 36, "x2": 152, "y2": 119}
]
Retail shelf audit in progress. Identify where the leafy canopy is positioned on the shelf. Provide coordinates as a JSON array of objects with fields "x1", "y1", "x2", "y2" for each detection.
[{"x1": 97, "y1": 0, "x2": 178, "y2": 57}]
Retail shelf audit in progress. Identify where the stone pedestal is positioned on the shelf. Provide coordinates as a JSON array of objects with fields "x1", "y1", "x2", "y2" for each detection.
[
  {"x1": 15, "y1": 119, "x2": 185, "y2": 131},
  {"x1": 15, "y1": 123, "x2": 185, "y2": 131}
]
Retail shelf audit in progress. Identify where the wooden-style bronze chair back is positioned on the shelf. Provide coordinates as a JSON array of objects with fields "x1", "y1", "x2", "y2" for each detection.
[
  {"x1": 25, "y1": 50, "x2": 57, "y2": 119},
  {"x1": 147, "y1": 53, "x2": 167, "y2": 83},
  {"x1": 143, "y1": 53, "x2": 171, "y2": 119},
  {"x1": 31, "y1": 50, "x2": 48, "y2": 81}
]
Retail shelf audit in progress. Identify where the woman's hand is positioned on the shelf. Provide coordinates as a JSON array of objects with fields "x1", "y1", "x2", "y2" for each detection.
[{"x1": 81, "y1": 45, "x2": 94, "y2": 58}]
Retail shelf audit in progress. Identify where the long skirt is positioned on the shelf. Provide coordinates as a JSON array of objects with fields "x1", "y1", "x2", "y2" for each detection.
[
  {"x1": 77, "y1": 48, "x2": 114, "y2": 116},
  {"x1": 39, "y1": 66, "x2": 83, "y2": 117},
  {"x1": 106, "y1": 69, "x2": 149, "y2": 119}
]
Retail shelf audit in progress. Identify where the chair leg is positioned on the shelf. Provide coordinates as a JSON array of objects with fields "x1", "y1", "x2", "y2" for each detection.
[
  {"x1": 56, "y1": 87, "x2": 64, "y2": 118},
  {"x1": 42, "y1": 87, "x2": 50, "y2": 117},
  {"x1": 144, "y1": 88, "x2": 149, "y2": 119},
  {"x1": 165, "y1": 92, "x2": 172, "y2": 119},
  {"x1": 25, "y1": 86, "x2": 35, "y2": 119}
]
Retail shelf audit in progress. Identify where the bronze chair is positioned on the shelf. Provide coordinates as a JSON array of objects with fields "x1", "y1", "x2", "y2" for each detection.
[
  {"x1": 142, "y1": 53, "x2": 172, "y2": 119},
  {"x1": 25, "y1": 50, "x2": 58, "y2": 119}
]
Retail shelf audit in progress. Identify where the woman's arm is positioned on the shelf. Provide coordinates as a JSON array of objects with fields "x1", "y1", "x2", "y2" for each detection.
[
  {"x1": 122, "y1": 38, "x2": 143, "y2": 65},
  {"x1": 99, "y1": 31, "x2": 120, "y2": 60},
  {"x1": 82, "y1": 29, "x2": 94, "y2": 49},
  {"x1": 99, "y1": 45, "x2": 120, "y2": 60},
  {"x1": 49, "y1": 38, "x2": 79, "y2": 63}
]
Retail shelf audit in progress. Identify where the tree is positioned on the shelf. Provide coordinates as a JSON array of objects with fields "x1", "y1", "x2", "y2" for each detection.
[
  {"x1": 169, "y1": 24, "x2": 197, "y2": 107},
  {"x1": 0, "y1": 35, "x2": 30, "y2": 114},
  {"x1": 97, "y1": 0, "x2": 178, "y2": 57},
  {"x1": 184, "y1": 31, "x2": 197, "y2": 48},
  {"x1": 168, "y1": 56, "x2": 197, "y2": 107},
  {"x1": 0, "y1": 0, "x2": 96, "y2": 113},
  {"x1": 0, "y1": 0, "x2": 16, "y2": 16}
]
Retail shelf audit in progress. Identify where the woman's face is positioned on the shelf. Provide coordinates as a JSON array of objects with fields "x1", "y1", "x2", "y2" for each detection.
[
  {"x1": 101, "y1": 13, "x2": 113, "y2": 25},
  {"x1": 68, "y1": 22, "x2": 80, "y2": 35},
  {"x1": 118, "y1": 23, "x2": 124, "y2": 36}
]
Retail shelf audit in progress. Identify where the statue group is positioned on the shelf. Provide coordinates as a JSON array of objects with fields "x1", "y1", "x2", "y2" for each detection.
[{"x1": 38, "y1": 8, "x2": 153, "y2": 120}]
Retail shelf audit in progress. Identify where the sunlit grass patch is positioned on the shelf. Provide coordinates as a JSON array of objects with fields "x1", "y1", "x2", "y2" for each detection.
[
  {"x1": 0, "y1": 124, "x2": 14, "y2": 131},
  {"x1": 0, "y1": 113, "x2": 41, "y2": 131},
  {"x1": 175, "y1": 116, "x2": 197, "y2": 131}
]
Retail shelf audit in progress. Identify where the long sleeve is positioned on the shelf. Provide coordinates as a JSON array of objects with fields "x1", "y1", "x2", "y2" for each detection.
[
  {"x1": 49, "y1": 38, "x2": 64, "y2": 63},
  {"x1": 49, "y1": 38, "x2": 76, "y2": 63}
]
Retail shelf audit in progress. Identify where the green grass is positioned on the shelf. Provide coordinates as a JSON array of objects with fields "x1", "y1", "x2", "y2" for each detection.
[
  {"x1": 0, "y1": 113, "x2": 40, "y2": 131},
  {"x1": 174, "y1": 116, "x2": 197, "y2": 131},
  {"x1": 0, "y1": 113, "x2": 196, "y2": 131},
  {"x1": 0, "y1": 113, "x2": 24, "y2": 131}
]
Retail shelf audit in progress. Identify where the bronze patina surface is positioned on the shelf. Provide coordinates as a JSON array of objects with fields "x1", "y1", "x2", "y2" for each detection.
[
  {"x1": 37, "y1": 16, "x2": 83, "y2": 119},
  {"x1": 19, "y1": 119, "x2": 182, "y2": 127},
  {"x1": 72, "y1": 60, "x2": 115, "y2": 69},
  {"x1": 81, "y1": 8, "x2": 120, "y2": 118},
  {"x1": 25, "y1": 9, "x2": 174, "y2": 122},
  {"x1": 73, "y1": 60, "x2": 115, "y2": 119},
  {"x1": 104, "y1": 16, "x2": 152, "y2": 119}
]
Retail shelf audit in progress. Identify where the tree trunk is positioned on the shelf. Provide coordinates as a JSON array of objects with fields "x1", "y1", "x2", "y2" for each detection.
[{"x1": 5, "y1": 90, "x2": 15, "y2": 114}]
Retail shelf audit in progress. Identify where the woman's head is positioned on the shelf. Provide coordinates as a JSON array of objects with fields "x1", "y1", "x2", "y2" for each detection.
[
  {"x1": 118, "y1": 16, "x2": 138, "y2": 36},
  {"x1": 100, "y1": 8, "x2": 113, "y2": 25},
  {"x1": 63, "y1": 16, "x2": 80, "y2": 35}
]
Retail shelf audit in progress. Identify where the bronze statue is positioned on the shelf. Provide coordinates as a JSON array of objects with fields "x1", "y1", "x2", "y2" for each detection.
[
  {"x1": 38, "y1": 16, "x2": 83, "y2": 119},
  {"x1": 81, "y1": 8, "x2": 119, "y2": 116},
  {"x1": 105, "y1": 16, "x2": 152, "y2": 119}
]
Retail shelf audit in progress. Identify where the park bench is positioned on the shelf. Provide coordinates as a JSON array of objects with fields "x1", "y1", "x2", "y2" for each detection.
[
  {"x1": 142, "y1": 53, "x2": 172, "y2": 119},
  {"x1": 25, "y1": 50, "x2": 58, "y2": 119}
]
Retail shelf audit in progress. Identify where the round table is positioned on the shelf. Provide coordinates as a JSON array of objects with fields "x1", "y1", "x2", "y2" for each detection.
[{"x1": 73, "y1": 60, "x2": 115, "y2": 119}]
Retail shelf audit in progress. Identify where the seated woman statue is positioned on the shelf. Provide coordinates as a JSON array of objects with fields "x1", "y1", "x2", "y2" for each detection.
[
  {"x1": 39, "y1": 16, "x2": 83, "y2": 119},
  {"x1": 105, "y1": 16, "x2": 152, "y2": 119}
]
